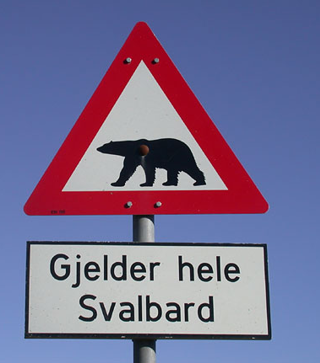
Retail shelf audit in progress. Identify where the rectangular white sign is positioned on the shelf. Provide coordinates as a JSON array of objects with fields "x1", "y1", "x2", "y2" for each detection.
[{"x1": 25, "y1": 242, "x2": 271, "y2": 339}]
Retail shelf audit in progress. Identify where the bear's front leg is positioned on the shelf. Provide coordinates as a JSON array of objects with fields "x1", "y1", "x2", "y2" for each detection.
[
  {"x1": 140, "y1": 165, "x2": 156, "y2": 187},
  {"x1": 111, "y1": 158, "x2": 138, "y2": 187}
]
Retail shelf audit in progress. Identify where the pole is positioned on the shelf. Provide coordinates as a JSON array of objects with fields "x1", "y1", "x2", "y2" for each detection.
[
  {"x1": 133, "y1": 215, "x2": 155, "y2": 243},
  {"x1": 132, "y1": 215, "x2": 156, "y2": 363}
]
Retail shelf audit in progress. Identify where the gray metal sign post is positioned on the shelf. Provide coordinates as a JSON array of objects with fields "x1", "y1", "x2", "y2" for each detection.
[{"x1": 132, "y1": 215, "x2": 156, "y2": 363}]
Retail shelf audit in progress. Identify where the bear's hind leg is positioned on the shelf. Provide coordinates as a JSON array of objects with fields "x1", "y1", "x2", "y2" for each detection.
[
  {"x1": 163, "y1": 169, "x2": 179, "y2": 186},
  {"x1": 184, "y1": 166, "x2": 206, "y2": 186},
  {"x1": 192, "y1": 171, "x2": 206, "y2": 186}
]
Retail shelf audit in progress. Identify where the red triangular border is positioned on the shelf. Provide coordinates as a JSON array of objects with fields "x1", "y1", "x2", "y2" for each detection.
[{"x1": 24, "y1": 22, "x2": 268, "y2": 215}]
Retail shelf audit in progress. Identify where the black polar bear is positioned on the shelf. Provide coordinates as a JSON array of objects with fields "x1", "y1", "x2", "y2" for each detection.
[{"x1": 97, "y1": 138, "x2": 206, "y2": 187}]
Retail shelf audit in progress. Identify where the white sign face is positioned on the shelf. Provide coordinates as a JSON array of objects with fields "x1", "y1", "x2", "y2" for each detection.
[
  {"x1": 62, "y1": 61, "x2": 227, "y2": 192},
  {"x1": 25, "y1": 242, "x2": 271, "y2": 340}
]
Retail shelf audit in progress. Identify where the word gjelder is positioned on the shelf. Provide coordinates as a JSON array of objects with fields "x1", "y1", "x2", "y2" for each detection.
[{"x1": 50, "y1": 254, "x2": 161, "y2": 288}]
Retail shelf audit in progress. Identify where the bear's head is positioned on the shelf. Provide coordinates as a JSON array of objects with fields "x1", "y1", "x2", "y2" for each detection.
[
  {"x1": 97, "y1": 140, "x2": 137, "y2": 157},
  {"x1": 97, "y1": 142, "x2": 112, "y2": 154}
]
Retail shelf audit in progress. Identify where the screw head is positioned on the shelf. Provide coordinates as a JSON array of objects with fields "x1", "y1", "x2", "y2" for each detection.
[
  {"x1": 139, "y1": 144, "x2": 150, "y2": 156},
  {"x1": 152, "y1": 58, "x2": 160, "y2": 64},
  {"x1": 155, "y1": 201, "x2": 162, "y2": 208},
  {"x1": 125, "y1": 201, "x2": 133, "y2": 208},
  {"x1": 124, "y1": 57, "x2": 132, "y2": 64}
]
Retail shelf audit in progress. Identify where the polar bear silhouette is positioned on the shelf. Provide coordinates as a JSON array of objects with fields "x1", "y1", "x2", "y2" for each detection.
[{"x1": 97, "y1": 138, "x2": 206, "y2": 187}]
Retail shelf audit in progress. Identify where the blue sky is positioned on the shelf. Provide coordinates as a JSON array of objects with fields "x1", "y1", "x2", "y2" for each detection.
[{"x1": 1, "y1": 0, "x2": 320, "y2": 362}]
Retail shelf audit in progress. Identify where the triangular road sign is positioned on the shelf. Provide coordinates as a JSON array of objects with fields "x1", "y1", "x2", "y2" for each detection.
[{"x1": 24, "y1": 22, "x2": 268, "y2": 216}]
